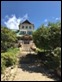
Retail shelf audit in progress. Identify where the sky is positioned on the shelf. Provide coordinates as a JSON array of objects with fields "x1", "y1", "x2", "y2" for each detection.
[{"x1": 1, "y1": 1, "x2": 61, "y2": 30}]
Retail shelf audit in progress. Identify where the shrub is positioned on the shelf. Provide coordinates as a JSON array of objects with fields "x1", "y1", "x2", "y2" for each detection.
[
  {"x1": 32, "y1": 21, "x2": 61, "y2": 52},
  {"x1": 53, "y1": 47, "x2": 61, "y2": 77},
  {"x1": 1, "y1": 53, "x2": 17, "y2": 67},
  {"x1": 1, "y1": 58, "x2": 6, "y2": 74},
  {"x1": 1, "y1": 26, "x2": 17, "y2": 52},
  {"x1": 1, "y1": 48, "x2": 19, "y2": 74},
  {"x1": 53, "y1": 47, "x2": 61, "y2": 57}
]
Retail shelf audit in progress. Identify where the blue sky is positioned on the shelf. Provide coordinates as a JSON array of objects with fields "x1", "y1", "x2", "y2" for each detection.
[{"x1": 1, "y1": 1, "x2": 61, "y2": 29}]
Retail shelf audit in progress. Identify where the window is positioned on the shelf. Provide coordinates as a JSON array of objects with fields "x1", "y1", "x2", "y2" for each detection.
[
  {"x1": 19, "y1": 31, "x2": 26, "y2": 35},
  {"x1": 26, "y1": 26, "x2": 28, "y2": 29},
  {"x1": 22, "y1": 26, "x2": 24, "y2": 29},
  {"x1": 19, "y1": 32, "x2": 22, "y2": 35},
  {"x1": 27, "y1": 31, "x2": 32, "y2": 35},
  {"x1": 22, "y1": 31, "x2": 26, "y2": 35},
  {"x1": 29, "y1": 26, "x2": 31, "y2": 29}
]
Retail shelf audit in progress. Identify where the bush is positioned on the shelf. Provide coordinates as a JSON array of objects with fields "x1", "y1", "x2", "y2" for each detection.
[
  {"x1": 44, "y1": 47, "x2": 61, "y2": 74},
  {"x1": 1, "y1": 48, "x2": 19, "y2": 74},
  {"x1": 40, "y1": 47, "x2": 61, "y2": 73},
  {"x1": 53, "y1": 47, "x2": 61, "y2": 57},
  {"x1": 53, "y1": 47, "x2": 61, "y2": 67},
  {"x1": 1, "y1": 26, "x2": 17, "y2": 52},
  {"x1": 32, "y1": 21, "x2": 61, "y2": 52},
  {"x1": 3, "y1": 53, "x2": 17, "y2": 66},
  {"x1": 1, "y1": 58, "x2": 6, "y2": 74},
  {"x1": 45, "y1": 57, "x2": 59, "y2": 70},
  {"x1": 53, "y1": 47, "x2": 61, "y2": 77}
]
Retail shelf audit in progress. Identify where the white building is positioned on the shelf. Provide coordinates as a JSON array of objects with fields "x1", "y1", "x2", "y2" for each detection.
[
  {"x1": 17, "y1": 20, "x2": 35, "y2": 45},
  {"x1": 17, "y1": 20, "x2": 34, "y2": 37}
]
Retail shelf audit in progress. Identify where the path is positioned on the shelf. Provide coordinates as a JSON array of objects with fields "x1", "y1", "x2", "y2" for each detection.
[
  {"x1": 1, "y1": 44, "x2": 56, "y2": 81},
  {"x1": 13, "y1": 48, "x2": 55, "y2": 81},
  {"x1": 13, "y1": 66, "x2": 54, "y2": 81}
]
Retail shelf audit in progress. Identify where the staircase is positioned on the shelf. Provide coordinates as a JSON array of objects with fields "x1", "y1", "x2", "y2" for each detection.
[{"x1": 22, "y1": 44, "x2": 31, "y2": 52}]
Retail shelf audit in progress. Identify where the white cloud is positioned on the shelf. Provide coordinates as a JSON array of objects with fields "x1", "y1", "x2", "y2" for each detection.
[
  {"x1": 55, "y1": 17, "x2": 60, "y2": 21},
  {"x1": 4, "y1": 14, "x2": 28, "y2": 29},
  {"x1": 23, "y1": 14, "x2": 28, "y2": 19},
  {"x1": 44, "y1": 19, "x2": 48, "y2": 26},
  {"x1": 44, "y1": 19, "x2": 48, "y2": 22}
]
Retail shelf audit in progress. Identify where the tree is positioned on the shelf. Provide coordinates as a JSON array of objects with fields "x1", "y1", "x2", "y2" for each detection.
[
  {"x1": 48, "y1": 22, "x2": 61, "y2": 50},
  {"x1": 33, "y1": 25, "x2": 49, "y2": 52},
  {"x1": 1, "y1": 26, "x2": 17, "y2": 52},
  {"x1": 32, "y1": 21, "x2": 61, "y2": 52},
  {"x1": 32, "y1": 21, "x2": 61, "y2": 77}
]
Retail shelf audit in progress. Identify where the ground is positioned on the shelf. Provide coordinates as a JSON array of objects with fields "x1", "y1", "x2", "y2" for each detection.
[
  {"x1": 13, "y1": 66, "x2": 54, "y2": 81},
  {"x1": 1, "y1": 47, "x2": 58, "y2": 81}
]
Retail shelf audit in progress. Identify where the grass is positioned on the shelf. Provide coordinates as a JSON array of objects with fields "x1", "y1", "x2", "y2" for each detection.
[{"x1": 7, "y1": 48, "x2": 19, "y2": 53}]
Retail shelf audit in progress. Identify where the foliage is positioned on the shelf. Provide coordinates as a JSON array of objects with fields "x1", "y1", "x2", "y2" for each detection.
[
  {"x1": 33, "y1": 25, "x2": 48, "y2": 50},
  {"x1": 1, "y1": 58, "x2": 6, "y2": 74},
  {"x1": 46, "y1": 47, "x2": 61, "y2": 71},
  {"x1": 1, "y1": 26, "x2": 17, "y2": 52},
  {"x1": 1, "y1": 48, "x2": 19, "y2": 74},
  {"x1": 48, "y1": 22, "x2": 61, "y2": 50},
  {"x1": 15, "y1": 30, "x2": 19, "y2": 33},
  {"x1": 32, "y1": 21, "x2": 61, "y2": 51},
  {"x1": 32, "y1": 21, "x2": 61, "y2": 78},
  {"x1": 53, "y1": 47, "x2": 61, "y2": 68},
  {"x1": 53, "y1": 47, "x2": 61, "y2": 58}
]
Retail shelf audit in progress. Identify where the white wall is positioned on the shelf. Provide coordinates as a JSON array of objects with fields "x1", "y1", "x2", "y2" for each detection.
[
  {"x1": 20, "y1": 24, "x2": 34, "y2": 29},
  {"x1": 19, "y1": 23, "x2": 34, "y2": 34}
]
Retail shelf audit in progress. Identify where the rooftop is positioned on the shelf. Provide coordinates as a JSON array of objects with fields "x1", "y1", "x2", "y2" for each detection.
[{"x1": 19, "y1": 20, "x2": 34, "y2": 25}]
